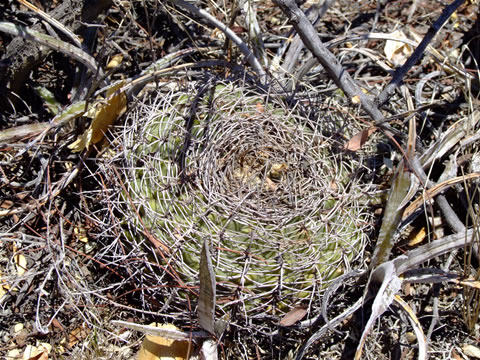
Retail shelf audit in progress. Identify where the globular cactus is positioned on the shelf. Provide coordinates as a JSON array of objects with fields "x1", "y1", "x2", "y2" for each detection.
[{"x1": 120, "y1": 78, "x2": 373, "y2": 316}]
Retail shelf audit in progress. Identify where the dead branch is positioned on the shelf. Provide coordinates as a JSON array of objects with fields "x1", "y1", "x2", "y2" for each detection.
[{"x1": 272, "y1": 0, "x2": 386, "y2": 124}]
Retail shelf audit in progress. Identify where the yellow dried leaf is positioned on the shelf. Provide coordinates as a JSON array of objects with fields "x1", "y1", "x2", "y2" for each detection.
[
  {"x1": 462, "y1": 344, "x2": 480, "y2": 358},
  {"x1": 384, "y1": 30, "x2": 413, "y2": 66},
  {"x1": 69, "y1": 81, "x2": 126, "y2": 152},
  {"x1": 408, "y1": 227, "x2": 426, "y2": 246},
  {"x1": 68, "y1": 129, "x2": 91, "y2": 152},
  {"x1": 15, "y1": 253, "x2": 27, "y2": 276},
  {"x1": 137, "y1": 323, "x2": 191, "y2": 360},
  {"x1": 106, "y1": 54, "x2": 123, "y2": 69},
  {"x1": 351, "y1": 95, "x2": 360, "y2": 104},
  {"x1": 40, "y1": 343, "x2": 52, "y2": 353},
  {"x1": 0, "y1": 270, "x2": 7, "y2": 300},
  {"x1": 458, "y1": 278, "x2": 480, "y2": 289},
  {"x1": 74, "y1": 227, "x2": 88, "y2": 243},
  {"x1": 2, "y1": 277, "x2": 11, "y2": 290},
  {"x1": 0, "y1": 284, "x2": 6, "y2": 300},
  {"x1": 269, "y1": 163, "x2": 287, "y2": 179}
]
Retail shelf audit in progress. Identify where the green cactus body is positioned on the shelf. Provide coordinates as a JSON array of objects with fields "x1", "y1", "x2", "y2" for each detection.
[{"x1": 122, "y1": 80, "x2": 373, "y2": 314}]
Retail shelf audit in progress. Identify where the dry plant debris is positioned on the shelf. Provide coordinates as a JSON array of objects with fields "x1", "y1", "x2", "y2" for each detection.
[{"x1": 0, "y1": 0, "x2": 479, "y2": 359}]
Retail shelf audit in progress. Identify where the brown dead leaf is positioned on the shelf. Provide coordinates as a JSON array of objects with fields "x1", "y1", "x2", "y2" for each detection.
[
  {"x1": 51, "y1": 318, "x2": 65, "y2": 332},
  {"x1": 451, "y1": 349, "x2": 463, "y2": 360},
  {"x1": 265, "y1": 177, "x2": 278, "y2": 191},
  {"x1": 279, "y1": 306, "x2": 307, "y2": 327},
  {"x1": 345, "y1": 127, "x2": 377, "y2": 151},
  {"x1": 62, "y1": 325, "x2": 90, "y2": 348},
  {"x1": 329, "y1": 179, "x2": 338, "y2": 192},
  {"x1": 1, "y1": 200, "x2": 13, "y2": 209}
]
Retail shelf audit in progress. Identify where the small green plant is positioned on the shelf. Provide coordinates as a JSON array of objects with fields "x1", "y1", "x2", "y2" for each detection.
[{"x1": 119, "y1": 79, "x2": 374, "y2": 316}]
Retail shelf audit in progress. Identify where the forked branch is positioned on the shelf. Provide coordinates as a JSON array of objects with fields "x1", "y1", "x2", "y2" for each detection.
[{"x1": 272, "y1": 0, "x2": 385, "y2": 123}]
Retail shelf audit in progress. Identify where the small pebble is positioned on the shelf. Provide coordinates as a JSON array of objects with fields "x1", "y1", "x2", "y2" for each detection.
[
  {"x1": 462, "y1": 344, "x2": 480, "y2": 358},
  {"x1": 13, "y1": 323, "x2": 23, "y2": 334}
]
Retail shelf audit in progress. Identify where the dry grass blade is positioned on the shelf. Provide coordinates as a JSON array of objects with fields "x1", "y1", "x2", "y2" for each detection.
[
  {"x1": 402, "y1": 172, "x2": 480, "y2": 220},
  {"x1": 368, "y1": 161, "x2": 411, "y2": 270},
  {"x1": 367, "y1": 86, "x2": 417, "y2": 270},
  {"x1": 296, "y1": 298, "x2": 363, "y2": 360},
  {"x1": 0, "y1": 122, "x2": 49, "y2": 143},
  {"x1": 353, "y1": 227, "x2": 478, "y2": 359},
  {"x1": 243, "y1": 1, "x2": 268, "y2": 67},
  {"x1": 420, "y1": 111, "x2": 480, "y2": 169},
  {"x1": 111, "y1": 320, "x2": 209, "y2": 340},
  {"x1": 393, "y1": 295, "x2": 427, "y2": 360},
  {"x1": 461, "y1": 176, "x2": 480, "y2": 331},
  {"x1": 396, "y1": 228, "x2": 476, "y2": 275},
  {"x1": 404, "y1": 268, "x2": 480, "y2": 288},
  {"x1": 355, "y1": 261, "x2": 403, "y2": 360}
]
